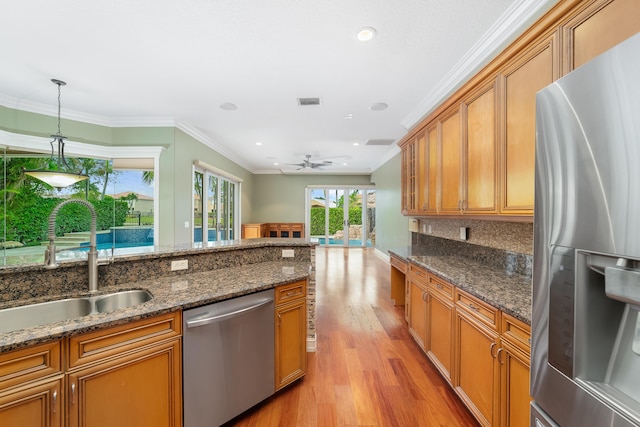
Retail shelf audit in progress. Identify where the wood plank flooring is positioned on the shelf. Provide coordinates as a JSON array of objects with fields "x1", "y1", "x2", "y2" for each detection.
[{"x1": 225, "y1": 247, "x2": 479, "y2": 427}]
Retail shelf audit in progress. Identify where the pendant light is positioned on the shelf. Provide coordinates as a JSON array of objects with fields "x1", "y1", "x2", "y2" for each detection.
[{"x1": 24, "y1": 79, "x2": 89, "y2": 190}]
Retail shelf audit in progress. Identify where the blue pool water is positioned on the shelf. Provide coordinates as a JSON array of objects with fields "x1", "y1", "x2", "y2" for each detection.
[
  {"x1": 73, "y1": 227, "x2": 154, "y2": 251},
  {"x1": 316, "y1": 238, "x2": 372, "y2": 247}
]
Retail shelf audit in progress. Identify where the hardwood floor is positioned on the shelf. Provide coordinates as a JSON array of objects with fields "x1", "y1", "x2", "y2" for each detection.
[{"x1": 226, "y1": 247, "x2": 479, "y2": 427}]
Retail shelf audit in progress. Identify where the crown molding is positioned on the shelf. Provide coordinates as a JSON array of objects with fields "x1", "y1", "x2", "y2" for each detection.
[
  {"x1": 0, "y1": 93, "x2": 176, "y2": 128},
  {"x1": 401, "y1": 0, "x2": 557, "y2": 130},
  {"x1": 175, "y1": 122, "x2": 254, "y2": 172}
]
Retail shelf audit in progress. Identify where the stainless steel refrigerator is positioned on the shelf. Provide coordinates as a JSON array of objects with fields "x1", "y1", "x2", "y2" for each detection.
[{"x1": 532, "y1": 32, "x2": 640, "y2": 427}]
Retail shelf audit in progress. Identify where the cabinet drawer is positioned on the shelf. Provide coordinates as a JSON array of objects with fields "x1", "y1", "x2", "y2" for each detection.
[
  {"x1": 455, "y1": 290, "x2": 499, "y2": 331},
  {"x1": 409, "y1": 265, "x2": 428, "y2": 285},
  {"x1": 390, "y1": 256, "x2": 407, "y2": 274},
  {"x1": 275, "y1": 280, "x2": 307, "y2": 306},
  {"x1": 428, "y1": 274, "x2": 454, "y2": 300},
  {"x1": 501, "y1": 313, "x2": 531, "y2": 354},
  {"x1": 0, "y1": 341, "x2": 62, "y2": 391},
  {"x1": 67, "y1": 311, "x2": 182, "y2": 370}
]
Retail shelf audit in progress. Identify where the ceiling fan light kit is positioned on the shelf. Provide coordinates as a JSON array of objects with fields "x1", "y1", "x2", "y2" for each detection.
[{"x1": 290, "y1": 155, "x2": 333, "y2": 170}]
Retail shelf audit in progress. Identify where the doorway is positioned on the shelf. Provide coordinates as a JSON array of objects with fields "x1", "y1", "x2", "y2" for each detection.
[{"x1": 306, "y1": 186, "x2": 376, "y2": 247}]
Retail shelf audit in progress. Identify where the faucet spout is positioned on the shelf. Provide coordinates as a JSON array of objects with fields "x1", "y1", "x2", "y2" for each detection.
[{"x1": 46, "y1": 199, "x2": 100, "y2": 293}]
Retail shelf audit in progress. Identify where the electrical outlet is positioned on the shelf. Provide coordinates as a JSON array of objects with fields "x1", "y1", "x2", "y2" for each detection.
[
  {"x1": 428, "y1": 224, "x2": 432, "y2": 234},
  {"x1": 460, "y1": 227, "x2": 469, "y2": 241},
  {"x1": 184, "y1": 221, "x2": 190, "y2": 228},
  {"x1": 171, "y1": 259, "x2": 189, "y2": 271},
  {"x1": 282, "y1": 249, "x2": 294, "y2": 258}
]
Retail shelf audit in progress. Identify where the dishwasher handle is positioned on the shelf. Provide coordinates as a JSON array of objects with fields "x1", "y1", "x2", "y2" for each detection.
[{"x1": 186, "y1": 297, "x2": 273, "y2": 328}]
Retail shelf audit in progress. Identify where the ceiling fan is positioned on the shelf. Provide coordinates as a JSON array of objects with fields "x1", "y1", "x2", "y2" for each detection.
[{"x1": 290, "y1": 155, "x2": 333, "y2": 170}]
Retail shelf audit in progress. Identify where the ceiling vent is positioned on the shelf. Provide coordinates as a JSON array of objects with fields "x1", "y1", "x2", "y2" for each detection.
[
  {"x1": 365, "y1": 138, "x2": 395, "y2": 146},
  {"x1": 297, "y1": 97, "x2": 321, "y2": 106}
]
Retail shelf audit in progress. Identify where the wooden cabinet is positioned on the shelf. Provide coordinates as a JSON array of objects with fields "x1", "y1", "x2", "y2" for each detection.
[
  {"x1": 462, "y1": 82, "x2": 498, "y2": 214},
  {"x1": 242, "y1": 223, "x2": 267, "y2": 238},
  {"x1": 66, "y1": 311, "x2": 182, "y2": 427},
  {"x1": 401, "y1": 137, "x2": 418, "y2": 214},
  {"x1": 426, "y1": 274, "x2": 454, "y2": 382},
  {"x1": 267, "y1": 223, "x2": 305, "y2": 238},
  {"x1": 408, "y1": 265, "x2": 428, "y2": 351},
  {"x1": 275, "y1": 280, "x2": 307, "y2": 391},
  {"x1": 499, "y1": 314, "x2": 531, "y2": 427},
  {"x1": 0, "y1": 341, "x2": 63, "y2": 427},
  {"x1": 562, "y1": 0, "x2": 640, "y2": 73},
  {"x1": 454, "y1": 290, "x2": 500, "y2": 427},
  {"x1": 439, "y1": 108, "x2": 462, "y2": 214},
  {"x1": 499, "y1": 33, "x2": 558, "y2": 215}
]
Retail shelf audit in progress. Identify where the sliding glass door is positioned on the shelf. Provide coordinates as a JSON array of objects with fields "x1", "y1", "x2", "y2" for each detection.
[
  {"x1": 307, "y1": 186, "x2": 375, "y2": 247},
  {"x1": 194, "y1": 168, "x2": 238, "y2": 243}
]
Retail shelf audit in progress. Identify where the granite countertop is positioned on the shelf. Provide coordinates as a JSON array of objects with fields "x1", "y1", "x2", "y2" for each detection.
[
  {"x1": 0, "y1": 260, "x2": 311, "y2": 353},
  {"x1": 389, "y1": 247, "x2": 532, "y2": 325}
]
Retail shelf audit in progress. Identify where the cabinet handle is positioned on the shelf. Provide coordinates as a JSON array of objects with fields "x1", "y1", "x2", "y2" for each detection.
[
  {"x1": 490, "y1": 342, "x2": 497, "y2": 358},
  {"x1": 277, "y1": 312, "x2": 281, "y2": 327},
  {"x1": 468, "y1": 303, "x2": 480, "y2": 313},
  {"x1": 436, "y1": 284, "x2": 443, "y2": 290},
  {"x1": 71, "y1": 383, "x2": 76, "y2": 405},
  {"x1": 52, "y1": 390, "x2": 57, "y2": 413},
  {"x1": 422, "y1": 291, "x2": 427, "y2": 302},
  {"x1": 286, "y1": 291, "x2": 296, "y2": 297},
  {"x1": 497, "y1": 348, "x2": 504, "y2": 364}
]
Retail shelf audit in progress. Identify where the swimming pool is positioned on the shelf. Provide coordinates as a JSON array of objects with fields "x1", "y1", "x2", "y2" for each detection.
[{"x1": 315, "y1": 238, "x2": 372, "y2": 247}]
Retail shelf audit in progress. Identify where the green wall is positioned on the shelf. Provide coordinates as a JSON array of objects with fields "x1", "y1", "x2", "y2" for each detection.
[
  {"x1": 251, "y1": 174, "x2": 372, "y2": 223},
  {"x1": 371, "y1": 152, "x2": 409, "y2": 253}
]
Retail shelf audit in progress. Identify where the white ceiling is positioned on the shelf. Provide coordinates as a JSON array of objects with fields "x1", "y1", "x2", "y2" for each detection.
[{"x1": 0, "y1": 0, "x2": 556, "y2": 175}]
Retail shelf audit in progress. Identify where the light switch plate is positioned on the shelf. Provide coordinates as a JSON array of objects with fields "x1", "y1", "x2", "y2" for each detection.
[{"x1": 171, "y1": 259, "x2": 189, "y2": 271}]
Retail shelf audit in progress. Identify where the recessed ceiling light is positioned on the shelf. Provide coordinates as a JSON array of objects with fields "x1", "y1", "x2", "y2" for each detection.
[
  {"x1": 343, "y1": 163, "x2": 348, "y2": 166},
  {"x1": 357, "y1": 27, "x2": 376, "y2": 42},
  {"x1": 256, "y1": 142, "x2": 263, "y2": 146},
  {"x1": 273, "y1": 162, "x2": 279, "y2": 166},
  {"x1": 220, "y1": 102, "x2": 238, "y2": 111},
  {"x1": 369, "y1": 102, "x2": 388, "y2": 111},
  {"x1": 353, "y1": 142, "x2": 360, "y2": 146}
]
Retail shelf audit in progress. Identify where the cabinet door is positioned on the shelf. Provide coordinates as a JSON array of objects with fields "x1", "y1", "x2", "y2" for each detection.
[
  {"x1": 500, "y1": 34, "x2": 557, "y2": 215},
  {"x1": 426, "y1": 291, "x2": 453, "y2": 382},
  {"x1": 500, "y1": 342, "x2": 531, "y2": 427},
  {"x1": 275, "y1": 298, "x2": 307, "y2": 390},
  {"x1": 0, "y1": 378, "x2": 62, "y2": 427},
  {"x1": 426, "y1": 126, "x2": 438, "y2": 213},
  {"x1": 563, "y1": 0, "x2": 640, "y2": 72},
  {"x1": 416, "y1": 131, "x2": 428, "y2": 212},
  {"x1": 439, "y1": 108, "x2": 462, "y2": 213},
  {"x1": 408, "y1": 280, "x2": 428, "y2": 351},
  {"x1": 463, "y1": 83, "x2": 497, "y2": 214},
  {"x1": 67, "y1": 339, "x2": 182, "y2": 427},
  {"x1": 400, "y1": 142, "x2": 417, "y2": 214},
  {"x1": 455, "y1": 310, "x2": 500, "y2": 427}
]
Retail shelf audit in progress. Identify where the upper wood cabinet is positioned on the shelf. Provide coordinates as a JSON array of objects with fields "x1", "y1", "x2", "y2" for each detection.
[
  {"x1": 462, "y1": 82, "x2": 498, "y2": 214},
  {"x1": 397, "y1": 0, "x2": 640, "y2": 220},
  {"x1": 439, "y1": 108, "x2": 462, "y2": 214},
  {"x1": 499, "y1": 33, "x2": 558, "y2": 216},
  {"x1": 562, "y1": 0, "x2": 640, "y2": 72}
]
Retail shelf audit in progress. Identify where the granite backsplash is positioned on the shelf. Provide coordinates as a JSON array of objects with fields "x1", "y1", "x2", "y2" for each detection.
[{"x1": 411, "y1": 232, "x2": 532, "y2": 279}]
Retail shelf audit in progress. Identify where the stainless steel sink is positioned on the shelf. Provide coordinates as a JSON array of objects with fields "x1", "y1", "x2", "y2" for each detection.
[
  {"x1": 0, "y1": 290, "x2": 153, "y2": 334},
  {"x1": 95, "y1": 290, "x2": 153, "y2": 313}
]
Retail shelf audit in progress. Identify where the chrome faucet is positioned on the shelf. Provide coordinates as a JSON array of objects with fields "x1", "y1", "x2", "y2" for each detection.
[{"x1": 45, "y1": 199, "x2": 100, "y2": 293}]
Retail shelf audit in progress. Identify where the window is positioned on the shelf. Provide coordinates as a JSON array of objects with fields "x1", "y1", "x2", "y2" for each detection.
[{"x1": 193, "y1": 161, "x2": 241, "y2": 243}]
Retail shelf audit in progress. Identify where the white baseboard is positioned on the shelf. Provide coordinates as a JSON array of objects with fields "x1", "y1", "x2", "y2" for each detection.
[{"x1": 306, "y1": 336, "x2": 317, "y2": 352}]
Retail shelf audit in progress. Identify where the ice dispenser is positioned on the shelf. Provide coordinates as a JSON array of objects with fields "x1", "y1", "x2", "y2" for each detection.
[{"x1": 572, "y1": 252, "x2": 640, "y2": 424}]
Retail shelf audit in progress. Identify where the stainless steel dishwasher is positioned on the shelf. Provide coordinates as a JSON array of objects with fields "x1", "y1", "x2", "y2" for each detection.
[{"x1": 183, "y1": 289, "x2": 275, "y2": 427}]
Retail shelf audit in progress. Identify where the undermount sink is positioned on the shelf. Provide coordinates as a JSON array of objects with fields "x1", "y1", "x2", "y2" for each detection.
[{"x1": 0, "y1": 289, "x2": 153, "y2": 334}]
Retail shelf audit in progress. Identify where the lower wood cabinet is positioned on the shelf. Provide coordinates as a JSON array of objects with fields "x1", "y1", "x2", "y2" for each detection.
[
  {"x1": 0, "y1": 378, "x2": 63, "y2": 427},
  {"x1": 454, "y1": 300, "x2": 500, "y2": 427},
  {"x1": 0, "y1": 312, "x2": 182, "y2": 427},
  {"x1": 275, "y1": 280, "x2": 307, "y2": 391},
  {"x1": 426, "y1": 276, "x2": 454, "y2": 382},
  {"x1": 408, "y1": 266, "x2": 428, "y2": 351},
  {"x1": 0, "y1": 341, "x2": 63, "y2": 427},
  {"x1": 66, "y1": 311, "x2": 182, "y2": 427},
  {"x1": 403, "y1": 264, "x2": 531, "y2": 427}
]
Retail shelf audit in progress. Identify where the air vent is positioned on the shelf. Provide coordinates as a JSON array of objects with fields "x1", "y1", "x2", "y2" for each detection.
[
  {"x1": 365, "y1": 138, "x2": 395, "y2": 146},
  {"x1": 297, "y1": 97, "x2": 321, "y2": 106}
]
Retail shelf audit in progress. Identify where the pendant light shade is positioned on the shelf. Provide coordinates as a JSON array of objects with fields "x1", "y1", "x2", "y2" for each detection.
[{"x1": 24, "y1": 79, "x2": 89, "y2": 190}]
